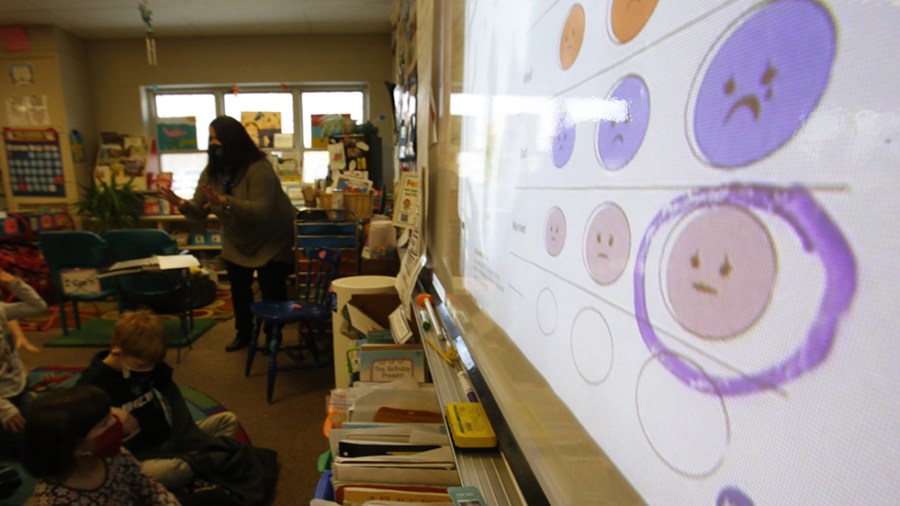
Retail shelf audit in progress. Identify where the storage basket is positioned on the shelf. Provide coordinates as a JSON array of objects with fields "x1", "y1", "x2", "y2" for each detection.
[
  {"x1": 316, "y1": 191, "x2": 335, "y2": 209},
  {"x1": 342, "y1": 192, "x2": 373, "y2": 221}
]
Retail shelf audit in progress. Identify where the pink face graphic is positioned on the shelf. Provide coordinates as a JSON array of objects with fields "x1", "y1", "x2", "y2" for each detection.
[
  {"x1": 584, "y1": 203, "x2": 631, "y2": 285},
  {"x1": 666, "y1": 206, "x2": 777, "y2": 339},
  {"x1": 545, "y1": 206, "x2": 567, "y2": 257}
]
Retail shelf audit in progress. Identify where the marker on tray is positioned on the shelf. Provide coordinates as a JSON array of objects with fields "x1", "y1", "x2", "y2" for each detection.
[
  {"x1": 457, "y1": 370, "x2": 478, "y2": 402},
  {"x1": 419, "y1": 308, "x2": 432, "y2": 331}
]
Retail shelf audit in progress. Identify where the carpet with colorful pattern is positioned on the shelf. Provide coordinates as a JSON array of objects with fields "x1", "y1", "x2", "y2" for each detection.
[{"x1": 16, "y1": 288, "x2": 234, "y2": 332}]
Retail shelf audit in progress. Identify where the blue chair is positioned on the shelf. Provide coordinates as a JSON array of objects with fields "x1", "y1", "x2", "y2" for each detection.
[
  {"x1": 245, "y1": 247, "x2": 341, "y2": 402},
  {"x1": 104, "y1": 229, "x2": 194, "y2": 359},
  {"x1": 37, "y1": 231, "x2": 117, "y2": 335}
]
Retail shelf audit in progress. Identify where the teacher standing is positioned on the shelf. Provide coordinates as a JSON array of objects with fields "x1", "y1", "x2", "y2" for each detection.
[{"x1": 160, "y1": 116, "x2": 295, "y2": 352}]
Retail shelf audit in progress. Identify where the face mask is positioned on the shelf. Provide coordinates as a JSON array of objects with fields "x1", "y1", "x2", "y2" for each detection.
[
  {"x1": 90, "y1": 416, "x2": 124, "y2": 459},
  {"x1": 122, "y1": 362, "x2": 155, "y2": 380},
  {"x1": 208, "y1": 144, "x2": 224, "y2": 160}
]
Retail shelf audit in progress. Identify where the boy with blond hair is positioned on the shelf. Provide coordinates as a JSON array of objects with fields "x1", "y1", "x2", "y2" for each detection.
[{"x1": 77, "y1": 309, "x2": 239, "y2": 492}]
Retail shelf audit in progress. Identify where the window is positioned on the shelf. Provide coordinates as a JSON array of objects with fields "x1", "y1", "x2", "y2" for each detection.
[{"x1": 147, "y1": 85, "x2": 366, "y2": 197}]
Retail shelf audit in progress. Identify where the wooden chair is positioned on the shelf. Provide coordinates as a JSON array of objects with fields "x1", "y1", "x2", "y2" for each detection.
[{"x1": 245, "y1": 247, "x2": 342, "y2": 402}]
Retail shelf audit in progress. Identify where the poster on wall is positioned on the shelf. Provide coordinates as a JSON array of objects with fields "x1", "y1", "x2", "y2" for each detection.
[
  {"x1": 241, "y1": 111, "x2": 281, "y2": 148},
  {"x1": 311, "y1": 113, "x2": 351, "y2": 149},
  {"x1": 5, "y1": 94, "x2": 49, "y2": 126},
  {"x1": 3, "y1": 128, "x2": 65, "y2": 197},
  {"x1": 8, "y1": 63, "x2": 34, "y2": 86},
  {"x1": 156, "y1": 117, "x2": 197, "y2": 151},
  {"x1": 391, "y1": 171, "x2": 419, "y2": 230}
]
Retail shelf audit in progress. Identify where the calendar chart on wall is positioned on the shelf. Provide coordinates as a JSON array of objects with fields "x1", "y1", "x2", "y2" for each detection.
[
  {"x1": 3, "y1": 128, "x2": 66, "y2": 197},
  {"x1": 453, "y1": 0, "x2": 900, "y2": 504}
]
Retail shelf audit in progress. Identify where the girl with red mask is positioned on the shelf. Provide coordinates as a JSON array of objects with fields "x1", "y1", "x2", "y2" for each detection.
[{"x1": 22, "y1": 385, "x2": 180, "y2": 505}]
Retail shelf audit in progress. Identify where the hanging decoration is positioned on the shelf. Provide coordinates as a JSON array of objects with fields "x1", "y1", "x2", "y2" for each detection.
[{"x1": 139, "y1": 0, "x2": 157, "y2": 65}]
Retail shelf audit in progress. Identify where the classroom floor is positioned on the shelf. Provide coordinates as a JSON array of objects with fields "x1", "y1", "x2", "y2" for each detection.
[{"x1": 19, "y1": 317, "x2": 334, "y2": 506}]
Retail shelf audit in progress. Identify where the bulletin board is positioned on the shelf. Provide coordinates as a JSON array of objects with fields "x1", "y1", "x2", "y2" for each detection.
[{"x1": 3, "y1": 127, "x2": 65, "y2": 197}]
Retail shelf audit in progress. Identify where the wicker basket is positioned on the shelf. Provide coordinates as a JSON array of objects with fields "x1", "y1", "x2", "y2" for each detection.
[
  {"x1": 342, "y1": 192, "x2": 373, "y2": 221},
  {"x1": 316, "y1": 191, "x2": 336, "y2": 209}
]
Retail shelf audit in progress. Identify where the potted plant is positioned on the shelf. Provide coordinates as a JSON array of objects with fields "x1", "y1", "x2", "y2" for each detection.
[{"x1": 76, "y1": 177, "x2": 145, "y2": 234}]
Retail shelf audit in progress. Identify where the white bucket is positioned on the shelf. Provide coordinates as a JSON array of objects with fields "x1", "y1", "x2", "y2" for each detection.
[{"x1": 330, "y1": 275, "x2": 396, "y2": 388}]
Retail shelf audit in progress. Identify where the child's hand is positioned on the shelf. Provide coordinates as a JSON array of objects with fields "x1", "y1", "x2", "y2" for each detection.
[
  {"x1": 111, "y1": 407, "x2": 140, "y2": 437},
  {"x1": 15, "y1": 338, "x2": 38, "y2": 353},
  {"x1": 10, "y1": 321, "x2": 38, "y2": 353},
  {"x1": 1, "y1": 412, "x2": 25, "y2": 433},
  {"x1": 0, "y1": 269, "x2": 15, "y2": 285}
]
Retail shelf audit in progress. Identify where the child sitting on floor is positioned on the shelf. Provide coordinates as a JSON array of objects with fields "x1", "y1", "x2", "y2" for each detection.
[
  {"x1": 0, "y1": 267, "x2": 48, "y2": 460},
  {"x1": 22, "y1": 384, "x2": 180, "y2": 505},
  {"x1": 76, "y1": 309, "x2": 239, "y2": 492}
]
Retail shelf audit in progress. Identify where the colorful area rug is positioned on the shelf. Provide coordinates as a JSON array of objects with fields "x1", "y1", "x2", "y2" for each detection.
[
  {"x1": 17, "y1": 288, "x2": 234, "y2": 332},
  {"x1": 43, "y1": 318, "x2": 218, "y2": 348},
  {"x1": 0, "y1": 366, "x2": 250, "y2": 506}
]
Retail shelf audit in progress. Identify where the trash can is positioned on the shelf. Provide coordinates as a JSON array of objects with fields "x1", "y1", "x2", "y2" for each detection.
[{"x1": 330, "y1": 275, "x2": 396, "y2": 388}]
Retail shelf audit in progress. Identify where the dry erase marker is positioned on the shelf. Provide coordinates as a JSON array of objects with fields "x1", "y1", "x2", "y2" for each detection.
[
  {"x1": 419, "y1": 309, "x2": 432, "y2": 331},
  {"x1": 457, "y1": 370, "x2": 477, "y2": 402}
]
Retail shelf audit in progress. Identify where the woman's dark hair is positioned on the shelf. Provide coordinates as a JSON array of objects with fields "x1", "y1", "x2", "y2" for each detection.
[
  {"x1": 22, "y1": 385, "x2": 111, "y2": 482},
  {"x1": 208, "y1": 115, "x2": 265, "y2": 181}
]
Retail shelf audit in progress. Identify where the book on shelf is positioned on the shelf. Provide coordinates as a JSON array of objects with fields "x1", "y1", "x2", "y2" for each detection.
[
  {"x1": 335, "y1": 484, "x2": 452, "y2": 505},
  {"x1": 331, "y1": 462, "x2": 461, "y2": 487},
  {"x1": 359, "y1": 343, "x2": 427, "y2": 383}
]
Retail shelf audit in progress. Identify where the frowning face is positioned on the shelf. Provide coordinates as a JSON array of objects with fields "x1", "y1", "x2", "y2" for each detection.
[
  {"x1": 666, "y1": 206, "x2": 777, "y2": 339},
  {"x1": 545, "y1": 206, "x2": 567, "y2": 256},
  {"x1": 552, "y1": 110, "x2": 576, "y2": 167},
  {"x1": 691, "y1": 0, "x2": 835, "y2": 167},
  {"x1": 596, "y1": 75, "x2": 650, "y2": 171},
  {"x1": 559, "y1": 4, "x2": 586, "y2": 70},
  {"x1": 609, "y1": 0, "x2": 659, "y2": 44},
  {"x1": 584, "y1": 203, "x2": 631, "y2": 285}
]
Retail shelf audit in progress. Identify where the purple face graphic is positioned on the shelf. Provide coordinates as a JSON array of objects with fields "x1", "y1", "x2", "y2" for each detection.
[
  {"x1": 597, "y1": 75, "x2": 650, "y2": 171},
  {"x1": 545, "y1": 206, "x2": 567, "y2": 256},
  {"x1": 584, "y1": 203, "x2": 631, "y2": 285},
  {"x1": 691, "y1": 0, "x2": 835, "y2": 168},
  {"x1": 552, "y1": 110, "x2": 576, "y2": 168},
  {"x1": 666, "y1": 206, "x2": 777, "y2": 339},
  {"x1": 717, "y1": 487, "x2": 755, "y2": 506}
]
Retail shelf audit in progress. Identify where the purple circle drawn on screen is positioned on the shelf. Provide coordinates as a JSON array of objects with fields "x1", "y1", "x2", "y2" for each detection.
[
  {"x1": 717, "y1": 487, "x2": 755, "y2": 506},
  {"x1": 690, "y1": 0, "x2": 836, "y2": 168},
  {"x1": 544, "y1": 206, "x2": 567, "y2": 256},
  {"x1": 596, "y1": 75, "x2": 650, "y2": 171},
  {"x1": 634, "y1": 184, "x2": 856, "y2": 396},
  {"x1": 552, "y1": 110, "x2": 576, "y2": 167}
]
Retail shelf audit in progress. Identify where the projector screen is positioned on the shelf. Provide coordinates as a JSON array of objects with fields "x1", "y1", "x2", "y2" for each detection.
[{"x1": 441, "y1": 0, "x2": 900, "y2": 504}]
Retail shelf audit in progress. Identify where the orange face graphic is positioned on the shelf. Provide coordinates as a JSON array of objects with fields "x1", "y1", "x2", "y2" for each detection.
[
  {"x1": 559, "y1": 4, "x2": 586, "y2": 70},
  {"x1": 610, "y1": 0, "x2": 658, "y2": 44}
]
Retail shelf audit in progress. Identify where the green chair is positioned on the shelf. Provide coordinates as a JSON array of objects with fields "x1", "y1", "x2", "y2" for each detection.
[
  {"x1": 37, "y1": 231, "x2": 117, "y2": 335},
  {"x1": 104, "y1": 229, "x2": 194, "y2": 358}
]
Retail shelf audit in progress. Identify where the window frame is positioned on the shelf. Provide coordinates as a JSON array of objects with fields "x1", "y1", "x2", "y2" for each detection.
[{"x1": 143, "y1": 82, "x2": 370, "y2": 187}]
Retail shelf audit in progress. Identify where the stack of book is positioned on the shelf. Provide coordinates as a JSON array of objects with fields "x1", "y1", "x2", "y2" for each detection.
[{"x1": 325, "y1": 379, "x2": 458, "y2": 505}]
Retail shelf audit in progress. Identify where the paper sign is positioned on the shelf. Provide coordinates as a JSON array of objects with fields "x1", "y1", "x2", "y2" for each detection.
[{"x1": 60, "y1": 269, "x2": 101, "y2": 295}]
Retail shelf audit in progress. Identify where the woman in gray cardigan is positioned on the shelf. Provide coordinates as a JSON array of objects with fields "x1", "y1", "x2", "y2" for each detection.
[{"x1": 160, "y1": 116, "x2": 296, "y2": 352}]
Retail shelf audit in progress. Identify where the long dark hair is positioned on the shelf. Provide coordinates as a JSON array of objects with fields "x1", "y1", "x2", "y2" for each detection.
[
  {"x1": 208, "y1": 116, "x2": 265, "y2": 183},
  {"x1": 22, "y1": 386, "x2": 111, "y2": 482}
]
